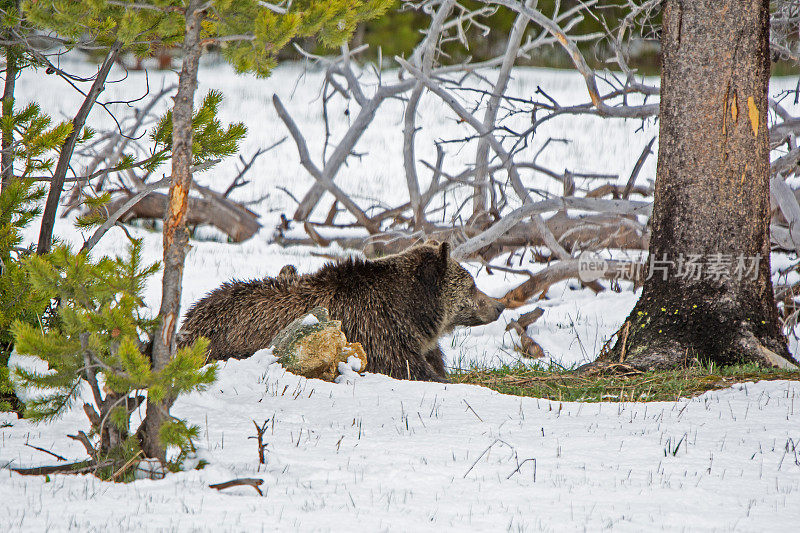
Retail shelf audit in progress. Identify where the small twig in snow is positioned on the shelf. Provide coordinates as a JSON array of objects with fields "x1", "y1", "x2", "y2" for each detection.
[{"x1": 209, "y1": 478, "x2": 264, "y2": 496}]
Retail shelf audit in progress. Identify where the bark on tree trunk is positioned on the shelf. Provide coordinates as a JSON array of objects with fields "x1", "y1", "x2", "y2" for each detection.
[
  {"x1": 0, "y1": 0, "x2": 21, "y2": 192},
  {"x1": 597, "y1": 0, "x2": 797, "y2": 370},
  {"x1": 37, "y1": 42, "x2": 122, "y2": 255},
  {"x1": 140, "y1": 3, "x2": 204, "y2": 462},
  {"x1": 1, "y1": 42, "x2": 18, "y2": 191}
]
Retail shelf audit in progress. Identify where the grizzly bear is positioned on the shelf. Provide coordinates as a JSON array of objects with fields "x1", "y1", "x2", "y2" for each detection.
[{"x1": 178, "y1": 241, "x2": 505, "y2": 381}]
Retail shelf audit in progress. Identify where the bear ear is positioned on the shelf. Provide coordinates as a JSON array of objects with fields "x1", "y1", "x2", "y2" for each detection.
[
  {"x1": 423, "y1": 237, "x2": 441, "y2": 247},
  {"x1": 416, "y1": 241, "x2": 450, "y2": 283},
  {"x1": 438, "y1": 242, "x2": 450, "y2": 270}
]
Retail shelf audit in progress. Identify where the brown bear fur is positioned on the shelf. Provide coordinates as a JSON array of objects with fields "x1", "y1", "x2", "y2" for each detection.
[
  {"x1": 276, "y1": 264, "x2": 299, "y2": 284},
  {"x1": 178, "y1": 242, "x2": 504, "y2": 381}
]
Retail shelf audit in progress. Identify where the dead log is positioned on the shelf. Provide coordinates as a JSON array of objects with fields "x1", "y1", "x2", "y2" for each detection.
[
  {"x1": 10, "y1": 460, "x2": 112, "y2": 476},
  {"x1": 278, "y1": 211, "x2": 649, "y2": 260},
  {"x1": 499, "y1": 259, "x2": 645, "y2": 309},
  {"x1": 102, "y1": 191, "x2": 260, "y2": 242}
]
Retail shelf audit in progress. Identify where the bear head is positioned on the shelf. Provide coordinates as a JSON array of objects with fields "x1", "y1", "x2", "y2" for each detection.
[{"x1": 408, "y1": 240, "x2": 505, "y2": 333}]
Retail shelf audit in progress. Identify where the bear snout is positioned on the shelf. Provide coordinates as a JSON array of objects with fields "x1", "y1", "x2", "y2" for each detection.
[
  {"x1": 484, "y1": 298, "x2": 504, "y2": 322},
  {"x1": 471, "y1": 292, "x2": 505, "y2": 325},
  {"x1": 492, "y1": 300, "x2": 505, "y2": 317}
]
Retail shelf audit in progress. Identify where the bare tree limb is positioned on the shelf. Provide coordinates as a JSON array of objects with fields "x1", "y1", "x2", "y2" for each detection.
[
  {"x1": 273, "y1": 94, "x2": 379, "y2": 233},
  {"x1": 487, "y1": 0, "x2": 658, "y2": 118},
  {"x1": 623, "y1": 136, "x2": 656, "y2": 199},
  {"x1": 403, "y1": 0, "x2": 455, "y2": 229},
  {"x1": 770, "y1": 176, "x2": 800, "y2": 254},
  {"x1": 290, "y1": 78, "x2": 416, "y2": 221},
  {"x1": 80, "y1": 177, "x2": 171, "y2": 253},
  {"x1": 473, "y1": 0, "x2": 536, "y2": 216},
  {"x1": 37, "y1": 41, "x2": 123, "y2": 255},
  {"x1": 396, "y1": 57, "x2": 572, "y2": 260}
]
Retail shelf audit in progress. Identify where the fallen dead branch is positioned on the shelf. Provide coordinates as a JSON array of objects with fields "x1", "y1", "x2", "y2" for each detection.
[
  {"x1": 24, "y1": 443, "x2": 67, "y2": 462},
  {"x1": 209, "y1": 478, "x2": 264, "y2": 496},
  {"x1": 499, "y1": 259, "x2": 644, "y2": 308},
  {"x1": 506, "y1": 308, "x2": 546, "y2": 358},
  {"x1": 10, "y1": 460, "x2": 113, "y2": 476}
]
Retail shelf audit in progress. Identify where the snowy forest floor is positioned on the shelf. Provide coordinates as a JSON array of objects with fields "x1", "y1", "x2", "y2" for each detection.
[{"x1": 2, "y1": 57, "x2": 800, "y2": 531}]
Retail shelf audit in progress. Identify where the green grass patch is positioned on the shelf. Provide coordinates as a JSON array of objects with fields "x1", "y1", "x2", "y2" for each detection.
[{"x1": 450, "y1": 362, "x2": 800, "y2": 402}]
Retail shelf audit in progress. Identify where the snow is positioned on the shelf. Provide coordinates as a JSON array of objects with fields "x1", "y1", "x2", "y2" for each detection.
[
  {"x1": 3, "y1": 56, "x2": 800, "y2": 530},
  {"x1": 3, "y1": 363, "x2": 800, "y2": 531},
  {"x1": 301, "y1": 314, "x2": 320, "y2": 326},
  {"x1": 335, "y1": 355, "x2": 365, "y2": 384},
  {"x1": 251, "y1": 348, "x2": 279, "y2": 366}
]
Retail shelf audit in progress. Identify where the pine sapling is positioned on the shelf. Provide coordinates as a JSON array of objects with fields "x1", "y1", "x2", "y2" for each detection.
[
  {"x1": 11, "y1": 240, "x2": 216, "y2": 479},
  {"x1": 0, "y1": 102, "x2": 73, "y2": 411}
]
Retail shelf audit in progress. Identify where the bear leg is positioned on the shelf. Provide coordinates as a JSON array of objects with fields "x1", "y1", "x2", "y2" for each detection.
[{"x1": 423, "y1": 346, "x2": 449, "y2": 382}]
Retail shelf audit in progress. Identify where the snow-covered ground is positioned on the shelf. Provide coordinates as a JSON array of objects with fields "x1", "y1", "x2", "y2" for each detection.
[
  {"x1": 4, "y1": 354, "x2": 800, "y2": 531},
  {"x1": 2, "y1": 57, "x2": 800, "y2": 531}
]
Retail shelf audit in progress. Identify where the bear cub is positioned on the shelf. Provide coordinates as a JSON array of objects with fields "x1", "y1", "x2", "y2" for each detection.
[{"x1": 178, "y1": 241, "x2": 505, "y2": 381}]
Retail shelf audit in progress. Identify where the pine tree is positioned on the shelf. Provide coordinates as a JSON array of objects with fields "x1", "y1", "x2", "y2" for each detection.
[
  {"x1": 0, "y1": 180, "x2": 46, "y2": 411},
  {"x1": 4, "y1": 90, "x2": 243, "y2": 475},
  {"x1": 11, "y1": 240, "x2": 216, "y2": 478},
  {"x1": 0, "y1": 103, "x2": 73, "y2": 411}
]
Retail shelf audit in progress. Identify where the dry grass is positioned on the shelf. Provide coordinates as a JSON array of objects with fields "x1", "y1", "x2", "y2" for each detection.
[{"x1": 451, "y1": 362, "x2": 800, "y2": 402}]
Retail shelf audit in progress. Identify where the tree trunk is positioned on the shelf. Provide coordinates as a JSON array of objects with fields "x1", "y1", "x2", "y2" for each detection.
[
  {"x1": 1, "y1": 43, "x2": 18, "y2": 191},
  {"x1": 598, "y1": 0, "x2": 797, "y2": 370},
  {"x1": 37, "y1": 41, "x2": 122, "y2": 255},
  {"x1": 140, "y1": 2, "x2": 204, "y2": 462},
  {"x1": 1, "y1": 0, "x2": 21, "y2": 192}
]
